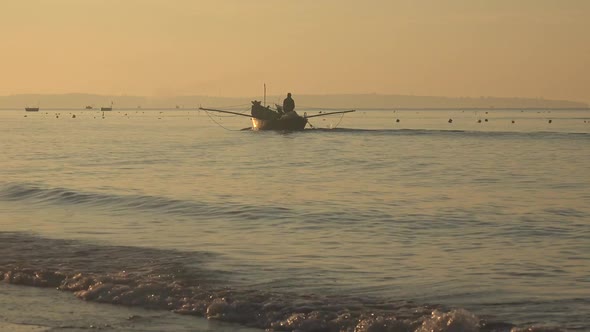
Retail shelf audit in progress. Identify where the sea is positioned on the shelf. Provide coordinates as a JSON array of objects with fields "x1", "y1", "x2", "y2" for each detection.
[{"x1": 0, "y1": 107, "x2": 589, "y2": 332}]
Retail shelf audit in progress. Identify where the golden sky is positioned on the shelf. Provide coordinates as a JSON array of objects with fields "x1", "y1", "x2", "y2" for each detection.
[{"x1": 1, "y1": 0, "x2": 589, "y2": 102}]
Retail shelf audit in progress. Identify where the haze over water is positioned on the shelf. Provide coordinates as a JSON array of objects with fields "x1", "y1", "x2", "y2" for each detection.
[
  {"x1": 1, "y1": 109, "x2": 589, "y2": 331},
  {"x1": 2, "y1": 1, "x2": 590, "y2": 103},
  {"x1": 2, "y1": 1, "x2": 590, "y2": 330}
]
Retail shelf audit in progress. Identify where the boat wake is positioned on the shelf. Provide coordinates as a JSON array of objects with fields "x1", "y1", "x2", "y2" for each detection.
[{"x1": 305, "y1": 127, "x2": 590, "y2": 138}]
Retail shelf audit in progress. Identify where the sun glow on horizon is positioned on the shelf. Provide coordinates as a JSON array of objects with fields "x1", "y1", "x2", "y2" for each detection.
[{"x1": 1, "y1": 0, "x2": 589, "y2": 103}]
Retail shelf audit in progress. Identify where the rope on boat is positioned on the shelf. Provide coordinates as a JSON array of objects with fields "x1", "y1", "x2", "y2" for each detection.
[
  {"x1": 332, "y1": 111, "x2": 347, "y2": 129},
  {"x1": 203, "y1": 109, "x2": 248, "y2": 131},
  {"x1": 306, "y1": 110, "x2": 351, "y2": 129}
]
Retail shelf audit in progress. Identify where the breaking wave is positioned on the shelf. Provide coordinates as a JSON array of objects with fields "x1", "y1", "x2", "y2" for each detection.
[{"x1": 0, "y1": 233, "x2": 564, "y2": 332}]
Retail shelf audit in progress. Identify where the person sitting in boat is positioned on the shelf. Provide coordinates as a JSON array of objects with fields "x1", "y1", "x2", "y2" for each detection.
[
  {"x1": 280, "y1": 93, "x2": 298, "y2": 119},
  {"x1": 283, "y1": 93, "x2": 295, "y2": 113}
]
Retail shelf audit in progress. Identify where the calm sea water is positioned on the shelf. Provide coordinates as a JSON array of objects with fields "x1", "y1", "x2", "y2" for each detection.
[{"x1": 1, "y1": 108, "x2": 589, "y2": 331}]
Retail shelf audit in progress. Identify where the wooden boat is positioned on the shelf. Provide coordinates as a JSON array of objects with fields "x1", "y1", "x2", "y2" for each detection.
[
  {"x1": 250, "y1": 100, "x2": 307, "y2": 130},
  {"x1": 25, "y1": 107, "x2": 39, "y2": 112},
  {"x1": 251, "y1": 114, "x2": 308, "y2": 131},
  {"x1": 200, "y1": 100, "x2": 355, "y2": 131}
]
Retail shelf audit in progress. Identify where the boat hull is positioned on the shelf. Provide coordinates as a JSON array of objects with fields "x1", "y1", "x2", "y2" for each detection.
[
  {"x1": 100, "y1": 107, "x2": 112, "y2": 111},
  {"x1": 25, "y1": 108, "x2": 39, "y2": 112},
  {"x1": 251, "y1": 116, "x2": 308, "y2": 131}
]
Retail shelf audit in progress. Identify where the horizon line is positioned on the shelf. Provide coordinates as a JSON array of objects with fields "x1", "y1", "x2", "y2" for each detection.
[
  {"x1": 1, "y1": 92, "x2": 587, "y2": 102},
  {"x1": 3, "y1": 107, "x2": 590, "y2": 111}
]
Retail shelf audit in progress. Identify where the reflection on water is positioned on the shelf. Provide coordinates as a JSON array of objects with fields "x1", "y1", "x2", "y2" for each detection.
[{"x1": 1, "y1": 109, "x2": 589, "y2": 331}]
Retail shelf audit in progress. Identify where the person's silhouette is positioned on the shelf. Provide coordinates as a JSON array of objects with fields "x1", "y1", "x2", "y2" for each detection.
[{"x1": 282, "y1": 93, "x2": 295, "y2": 113}]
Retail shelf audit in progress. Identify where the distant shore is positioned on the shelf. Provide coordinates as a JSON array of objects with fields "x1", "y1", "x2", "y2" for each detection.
[{"x1": 1, "y1": 93, "x2": 587, "y2": 110}]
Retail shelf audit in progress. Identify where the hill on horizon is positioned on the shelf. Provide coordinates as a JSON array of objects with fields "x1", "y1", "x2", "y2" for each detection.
[{"x1": 0, "y1": 93, "x2": 587, "y2": 110}]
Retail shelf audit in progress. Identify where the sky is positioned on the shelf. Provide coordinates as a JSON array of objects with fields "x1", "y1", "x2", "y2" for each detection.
[{"x1": 1, "y1": 0, "x2": 589, "y2": 102}]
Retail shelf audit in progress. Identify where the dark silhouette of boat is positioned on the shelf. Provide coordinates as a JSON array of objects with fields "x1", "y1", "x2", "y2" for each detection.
[
  {"x1": 101, "y1": 102, "x2": 113, "y2": 111},
  {"x1": 85, "y1": 105, "x2": 93, "y2": 110},
  {"x1": 249, "y1": 100, "x2": 308, "y2": 130},
  {"x1": 25, "y1": 107, "x2": 39, "y2": 112},
  {"x1": 200, "y1": 100, "x2": 354, "y2": 131}
]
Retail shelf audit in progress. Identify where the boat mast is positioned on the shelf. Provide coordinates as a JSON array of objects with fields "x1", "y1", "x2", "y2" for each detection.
[{"x1": 263, "y1": 83, "x2": 266, "y2": 107}]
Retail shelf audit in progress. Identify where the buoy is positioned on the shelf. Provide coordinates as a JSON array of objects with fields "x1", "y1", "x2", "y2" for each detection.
[
  {"x1": 485, "y1": 119, "x2": 488, "y2": 122},
  {"x1": 548, "y1": 119, "x2": 552, "y2": 123},
  {"x1": 396, "y1": 119, "x2": 400, "y2": 123},
  {"x1": 72, "y1": 114, "x2": 76, "y2": 118},
  {"x1": 448, "y1": 119, "x2": 453, "y2": 123},
  {"x1": 477, "y1": 119, "x2": 481, "y2": 123},
  {"x1": 511, "y1": 120, "x2": 515, "y2": 123}
]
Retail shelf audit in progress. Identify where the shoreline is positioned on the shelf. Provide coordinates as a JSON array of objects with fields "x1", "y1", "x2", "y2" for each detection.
[{"x1": 0, "y1": 283, "x2": 261, "y2": 332}]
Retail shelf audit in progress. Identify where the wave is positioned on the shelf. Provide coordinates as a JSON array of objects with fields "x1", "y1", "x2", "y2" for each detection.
[
  {"x1": 0, "y1": 232, "x2": 561, "y2": 332},
  {"x1": 4, "y1": 183, "x2": 582, "y2": 238},
  {"x1": 0, "y1": 183, "x2": 411, "y2": 228},
  {"x1": 0, "y1": 182, "x2": 292, "y2": 221}
]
